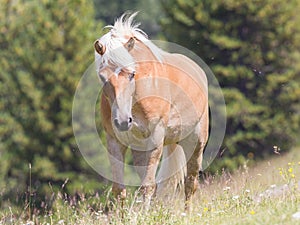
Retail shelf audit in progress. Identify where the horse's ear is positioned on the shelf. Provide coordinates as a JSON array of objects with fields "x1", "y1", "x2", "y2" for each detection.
[
  {"x1": 94, "y1": 40, "x2": 105, "y2": 55},
  {"x1": 125, "y1": 37, "x2": 135, "y2": 51}
]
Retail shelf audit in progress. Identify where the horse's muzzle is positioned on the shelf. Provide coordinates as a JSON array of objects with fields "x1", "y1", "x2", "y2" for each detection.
[{"x1": 114, "y1": 118, "x2": 132, "y2": 132}]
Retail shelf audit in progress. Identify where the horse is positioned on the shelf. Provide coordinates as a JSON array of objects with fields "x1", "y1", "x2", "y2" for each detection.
[{"x1": 94, "y1": 12, "x2": 209, "y2": 210}]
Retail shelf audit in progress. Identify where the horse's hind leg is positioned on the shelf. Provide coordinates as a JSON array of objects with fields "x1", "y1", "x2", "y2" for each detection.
[
  {"x1": 179, "y1": 135, "x2": 203, "y2": 210},
  {"x1": 179, "y1": 113, "x2": 208, "y2": 210}
]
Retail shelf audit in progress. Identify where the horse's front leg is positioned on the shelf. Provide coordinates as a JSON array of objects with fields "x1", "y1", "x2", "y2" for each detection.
[
  {"x1": 131, "y1": 144, "x2": 163, "y2": 208},
  {"x1": 106, "y1": 134, "x2": 127, "y2": 201}
]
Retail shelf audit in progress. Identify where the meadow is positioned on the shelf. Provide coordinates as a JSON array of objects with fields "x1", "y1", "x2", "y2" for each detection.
[{"x1": 1, "y1": 147, "x2": 299, "y2": 225}]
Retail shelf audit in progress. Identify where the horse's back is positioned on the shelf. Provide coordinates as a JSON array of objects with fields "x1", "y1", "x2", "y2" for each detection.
[
  {"x1": 163, "y1": 52, "x2": 208, "y2": 115},
  {"x1": 163, "y1": 53, "x2": 208, "y2": 96}
]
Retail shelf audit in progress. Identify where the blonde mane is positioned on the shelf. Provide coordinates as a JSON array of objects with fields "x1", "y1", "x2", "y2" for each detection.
[
  {"x1": 95, "y1": 12, "x2": 163, "y2": 74},
  {"x1": 107, "y1": 12, "x2": 146, "y2": 39}
]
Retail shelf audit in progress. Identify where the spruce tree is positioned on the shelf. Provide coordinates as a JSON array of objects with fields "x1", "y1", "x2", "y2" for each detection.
[
  {"x1": 161, "y1": 0, "x2": 300, "y2": 169},
  {"x1": 0, "y1": 0, "x2": 101, "y2": 204}
]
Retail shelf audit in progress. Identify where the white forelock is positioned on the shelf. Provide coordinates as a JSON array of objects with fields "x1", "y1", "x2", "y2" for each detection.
[{"x1": 95, "y1": 12, "x2": 163, "y2": 74}]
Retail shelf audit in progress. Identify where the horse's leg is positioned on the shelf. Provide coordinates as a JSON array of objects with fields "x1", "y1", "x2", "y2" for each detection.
[
  {"x1": 179, "y1": 112, "x2": 209, "y2": 211},
  {"x1": 179, "y1": 135, "x2": 202, "y2": 210},
  {"x1": 131, "y1": 144, "x2": 163, "y2": 208},
  {"x1": 106, "y1": 134, "x2": 127, "y2": 201}
]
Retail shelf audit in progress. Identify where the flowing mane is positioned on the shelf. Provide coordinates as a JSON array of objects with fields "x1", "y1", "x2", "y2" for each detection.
[
  {"x1": 95, "y1": 12, "x2": 163, "y2": 73},
  {"x1": 107, "y1": 12, "x2": 147, "y2": 39}
]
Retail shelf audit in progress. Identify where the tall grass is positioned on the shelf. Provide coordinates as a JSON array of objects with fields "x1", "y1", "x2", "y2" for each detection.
[{"x1": 1, "y1": 147, "x2": 300, "y2": 225}]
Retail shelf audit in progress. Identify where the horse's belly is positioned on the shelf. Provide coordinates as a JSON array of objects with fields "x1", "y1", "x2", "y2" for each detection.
[{"x1": 164, "y1": 105, "x2": 200, "y2": 144}]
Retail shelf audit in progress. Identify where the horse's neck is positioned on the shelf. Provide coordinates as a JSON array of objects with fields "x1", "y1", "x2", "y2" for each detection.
[{"x1": 134, "y1": 62, "x2": 164, "y2": 96}]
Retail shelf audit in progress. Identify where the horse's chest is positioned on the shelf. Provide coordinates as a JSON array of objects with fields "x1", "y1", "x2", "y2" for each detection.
[{"x1": 114, "y1": 115, "x2": 165, "y2": 150}]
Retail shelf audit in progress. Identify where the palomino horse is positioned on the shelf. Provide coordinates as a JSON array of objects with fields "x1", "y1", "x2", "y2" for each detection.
[{"x1": 94, "y1": 13, "x2": 208, "y2": 209}]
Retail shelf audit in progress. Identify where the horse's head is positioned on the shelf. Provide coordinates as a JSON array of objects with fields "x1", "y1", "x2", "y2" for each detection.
[
  {"x1": 94, "y1": 12, "x2": 163, "y2": 132},
  {"x1": 94, "y1": 35, "x2": 136, "y2": 132}
]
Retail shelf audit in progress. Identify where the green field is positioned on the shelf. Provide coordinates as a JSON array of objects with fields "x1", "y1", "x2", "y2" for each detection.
[{"x1": 1, "y1": 147, "x2": 299, "y2": 225}]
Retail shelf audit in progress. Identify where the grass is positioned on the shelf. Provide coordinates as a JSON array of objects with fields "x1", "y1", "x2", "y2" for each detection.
[{"x1": 1, "y1": 147, "x2": 300, "y2": 225}]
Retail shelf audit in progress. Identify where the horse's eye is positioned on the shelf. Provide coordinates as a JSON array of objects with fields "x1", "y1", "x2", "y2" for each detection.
[
  {"x1": 129, "y1": 71, "x2": 135, "y2": 81},
  {"x1": 99, "y1": 74, "x2": 107, "y2": 84}
]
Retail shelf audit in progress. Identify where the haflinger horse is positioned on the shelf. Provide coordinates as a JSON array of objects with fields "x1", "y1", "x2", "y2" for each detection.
[{"x1": 94, "y1": 12, "x2": 208, "y2": 210}]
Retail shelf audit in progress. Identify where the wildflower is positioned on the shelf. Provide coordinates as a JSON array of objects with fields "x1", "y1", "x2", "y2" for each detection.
[
  {"x1": 270, "y1": 184, "x2": 276, "y2": 188},
  {"x1": 250, "y1": 210, "x2": 256, "y2": 215},
  {"x1": 259, "y1": 193, "x2": 264, "y2": 198},
  {"x1": 24, "y1": 222, "x2": 34, "y2": 225},
  {"x1": 288, "y1": 168, "x2": 293, "y2": 173},
  {"x1": 292, "y1": 211, "x2": 300, "y2": 220},
  {"x1": 203, "y1": 207, "x2": 209, "y2": 213},
  {"x1": 245, "y1": 189, "x2": 250, "y2": 193},
  {"x1": 135, "y1": 195, "x2": 144, "y2": 203},
  {"x1": 181, "y1": 212, "x2": 187, "y2": 217},
  {"x1": 58, "y1": 220, "x2": 65, "y2": 225},
  {"x1": 273, "y1": 145, "x2": 281, "y2": 154},
  {"x1": 232, "y1": 195, "x2": 239, "y2": 200},
  {"x1": 223, "y1": 186, "x2": 231, "y2": 191}
]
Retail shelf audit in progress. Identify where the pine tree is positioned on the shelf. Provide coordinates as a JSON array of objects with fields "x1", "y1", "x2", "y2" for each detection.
[
  {"x1": 93, "y1": 0, "x2": 164, "y2": 37},
  {"x1": 161, "y1": 0, "x2": 300, "y2": 169},
  {"x1": 0, "y1": 0, "x2": 102, "y2": 205}
]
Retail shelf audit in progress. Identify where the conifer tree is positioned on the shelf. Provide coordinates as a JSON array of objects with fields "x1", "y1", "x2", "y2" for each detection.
[
  {"x1": 0, "y1": 0, "x2": 101, "y2": 204},
  {"x1": 161, "y1": 0, "x2": 300, "y2": 168}
]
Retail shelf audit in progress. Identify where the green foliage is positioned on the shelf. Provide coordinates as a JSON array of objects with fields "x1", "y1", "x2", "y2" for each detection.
[
  {"x1": 161, "y1": 0, "x2": 300, "y2": 167},
  {"x1": 93, "y1": 0, "x2": 164, "y2": 37},
  {"x1": 0, "y1": 0, "x2": 103, "y2": 206}
]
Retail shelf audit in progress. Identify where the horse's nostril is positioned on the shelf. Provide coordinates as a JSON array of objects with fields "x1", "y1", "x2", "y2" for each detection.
[
  {"x1": 114, "y1": 119, "x2": 119, "y2": 127},
  {"x1": 114, "y1": 118, "x2": 132, "y2": 131}
]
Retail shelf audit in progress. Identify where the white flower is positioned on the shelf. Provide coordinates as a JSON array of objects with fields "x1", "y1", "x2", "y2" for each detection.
[
  {"x1": 292, "y1": 212, "x2": 300, "y2": 220},
  {"x1": 24, "y1": 222, "x2": 34, "y2": 225},
  {"x1": 232, "y1": 195, "x2": 239, "y2": 200},
  {"x1": 223, "y1": 186, "x2": 231, "y2": 191},
  {"x1": 135, "y1": 197, "x2": 143, "y2": 203}
]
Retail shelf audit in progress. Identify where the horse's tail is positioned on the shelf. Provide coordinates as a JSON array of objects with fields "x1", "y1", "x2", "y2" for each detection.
[{"x1": 156, "y1": 144, "x2": 187, "y2": 200}]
